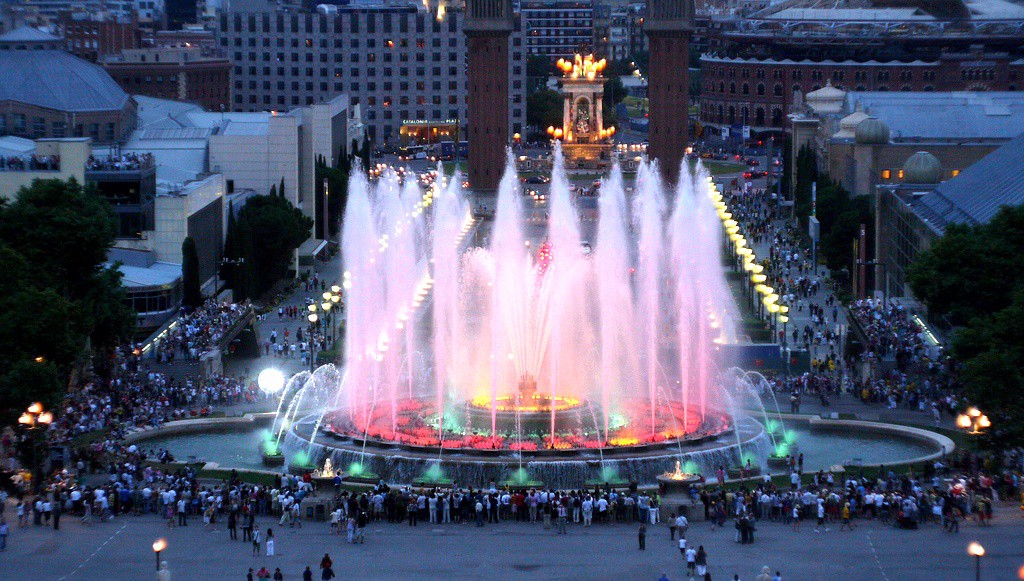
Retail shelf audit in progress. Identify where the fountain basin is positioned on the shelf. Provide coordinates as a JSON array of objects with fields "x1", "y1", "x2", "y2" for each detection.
[{"x1": 657, "y1": 473, "x2": 703, "y2": 495}]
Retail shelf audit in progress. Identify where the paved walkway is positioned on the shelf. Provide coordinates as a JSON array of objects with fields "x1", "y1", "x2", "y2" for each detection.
[{"x1": 1, "y1": 499, "x2": 1021, "y2": 580}]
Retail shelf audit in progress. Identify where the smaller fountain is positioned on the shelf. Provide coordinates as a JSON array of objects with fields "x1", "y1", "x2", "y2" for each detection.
[
  {"x1": 313, "y1": 457, "x2": 337, "y2": 479},
  {"x1": 502, "y1": 467, "x2": 544, "y2": 490},
  {"x1": 412, "y1": 463, "x2": 454, "y2": 488},
  {"x1": 657, "y1": 460, "x2": 703, "y2": 494}
]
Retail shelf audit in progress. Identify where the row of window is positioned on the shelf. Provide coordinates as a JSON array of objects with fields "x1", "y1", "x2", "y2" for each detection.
[
  {"x1": 879, "y1": 169, "x2": 960, "y2": 180},
  {"x1": 224, "y1": 36, "x2": 458, "y2": 50},
  {"x1": 711, "y1": 66, "x2": 941, "y2": 83},
  {"x1": 225, "y1": 12, "x2": 459, "y2": 36},
  {"x1": 701, "y1": 105, "x2": 786, "y2": 127},
  {"x1": 234, "y1": 50, "x2": 458, "y2": 64},
  {"x1": 0, "y1": 113, "x2": 116, "y2": 141}
]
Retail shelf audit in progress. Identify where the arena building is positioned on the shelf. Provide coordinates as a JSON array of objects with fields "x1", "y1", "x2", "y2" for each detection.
[{"x1": 699, "y1": 0, "x2": 1024, "y2": 137}]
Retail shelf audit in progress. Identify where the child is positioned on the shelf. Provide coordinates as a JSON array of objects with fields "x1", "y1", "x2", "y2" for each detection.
[
  {"x1": 638, "y1": 522, "x2": 647, "y2": 550},
  {"x1": 346, "y1": 516, "x2": 355, "y2": 544}
]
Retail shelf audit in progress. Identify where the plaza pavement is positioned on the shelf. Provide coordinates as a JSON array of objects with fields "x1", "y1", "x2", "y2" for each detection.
[{"x1": 1, "y1": 499, "x2": 1022, "y2": 580}]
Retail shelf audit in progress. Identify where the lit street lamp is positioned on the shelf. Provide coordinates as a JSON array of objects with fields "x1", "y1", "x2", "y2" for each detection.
[
  {"x1": 957, "y1": 407, "x2": 991, "y2": 435},
  {"x1": 18, "y1": 402, "x2": 52, "y2": 490},
  {"x1": 152, "y1": 538, "x2": 167, "y2": 572},
  {"x1": 968, "y1": 541, "x2": 985, "y2": 581},
  {"x1": 257, "y1": 368, "x2": 285, "y2": 395}
]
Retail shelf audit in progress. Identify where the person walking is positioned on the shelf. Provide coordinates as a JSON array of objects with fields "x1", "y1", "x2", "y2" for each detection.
[
  {"x1": 0, "y1": 517, "x2": 9, "y2": 551},
  {"x1": 266, "y1": 528, "x2": 275, "y2": 556},
  {"x1": 177, "y1": 498, "x2": 188, "y2": 526},
  {"x1": 669, "y1": 513, "x2": 677, "y2": 540},
  {"x1": 638, "y1": 522, "x2": 647, "y2": 550},
  {"x1": 556, "y1": 502, "x2": 568, "y2": 535},
  {"x1": 273, "y1": 567, "x2": 283, "y2": 581},
  {"x1": 251, "y1": 528, "x2": 262, "y2": 556},
  {"x1": 695, "y1": 546, "x2": 708, "y2": 579},
  {"x1": 228, "y1": 511, "x2": 238, "y2": 540},
  {"x1": 685, "y1": 545, "x2": 697, "y2": 578}
]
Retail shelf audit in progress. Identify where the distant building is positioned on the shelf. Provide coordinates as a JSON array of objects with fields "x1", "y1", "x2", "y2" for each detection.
[
  {"x1": 876, "y1": 133, "x2": 1024, "y2": 300},
  {"x1": 56, "y1": 13, "x2": 142, "y2": 62},
  {"x1": 110, "y1": 173, "x2": 227, "y2": 330},
  {"x1": 790, "y1": 88, "x2": 1024, "y2": 200},
  {"x1": 521, "y1": 0, "x2": 593, "y2": 61},
  {"x1": 102, "y1": 45, "x2": 232, "y2": 111},
  {"x1": 0, "y1": 34, "x2": 138, "y2": 144},
  {"x1": 215, "y1": 2, "x2": 526, "y2": 147},
  {"x1": 0, "y1": 136, "x2": 90, "y2": 199},
  {"x1": 700, "y1": 0, "x2": 1024, "y2": 137}
]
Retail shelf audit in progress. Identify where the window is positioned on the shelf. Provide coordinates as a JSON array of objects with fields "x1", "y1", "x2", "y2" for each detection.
[
  {"x1": 32, "y1": 116, "x2": 46, "y2": 138},
  {"x1": 897, "y1": 169, "x2": 904, "y2": 180},
  {"x1": 951, "y1": 169, "x2": 960, "y2": 177},
  {"x1": 880, "y1": 170, "x2": 891, "y2": 179}
]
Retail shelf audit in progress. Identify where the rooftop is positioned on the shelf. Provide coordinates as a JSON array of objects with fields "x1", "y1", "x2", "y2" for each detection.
[
  {"x1": 0, "y1": 50, "x2": 131, "y2": 113},
  {"x1": 0, "y1": 26, "x2": 62, "y2": 43},
  {"x1": 115, "y1": 261, "x2": 182, "y2": 289},
  {"x1": 907, "y1": 132, "x2": 1024, "y2": 232},
  {"x1": 844, "y1": 92, "x2": 1024, "y2": 141}
]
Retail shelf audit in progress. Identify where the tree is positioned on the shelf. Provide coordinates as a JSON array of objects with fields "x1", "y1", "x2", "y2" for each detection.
[
  {"x1": 526, "y1": 55, "x2": 553, "y2": 92},
  {"x1": 181, "y1": 237, "x2": 202, "y2": 308},
  {"x1": 793, "y1": 144, "x2": 819, "y2": 223},
  {"x1": 908, "y1": 204, "x2": 1024, "y2": 326},
  {"x1": 0, "y1": 179, "x2": 134, "y2": 423},
  {"x1": 951, "y1": 288, "x2": 1024, "y2": 447},
  {"x1": 604, "y1": 76, "x2": 627, "y2": 107},
  {"x1": 234, "y1": 194, "x2": 313, "y2": 298},
  {"x1": 316, "y1": 155, "x2": 348, "y2": 238},
  {"x1": 279, "y1": 177, "x2": 286, "y2": 199},
  {"x1": 527, "y1": 89, "x2": 563, "y2": 132},
  {"x1": 269, "y1": 183, "x2": 277, "y2": 198},
  {"x1": 907, "y1": 204, "x2": 1024, "y2": 447}
]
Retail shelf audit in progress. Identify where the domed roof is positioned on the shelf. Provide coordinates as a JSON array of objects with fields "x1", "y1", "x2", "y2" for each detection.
[
  {"x1": 0, "y1": 50, "x2": 130, "y2": 113},
  {"x1": 902, "y1": 151, "x2": 943, "y2": 184},
  {"x1": 855, "y1": 117, "x2": 890, "y2": 145},
  {"x1": 807, "y1": 80, "x2": 845, "y2": 101}
]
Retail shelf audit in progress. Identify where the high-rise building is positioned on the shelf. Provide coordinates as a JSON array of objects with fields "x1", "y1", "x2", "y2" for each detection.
[
  {"x1": 216, "y1": 3, "x2": 526, "y2": 148},
  {"x1": 521, "y1": 0, "x2": 593, "y2": 61},
  {"x1": 645, "y1": 0, "x2": 693, "y2": 184}
]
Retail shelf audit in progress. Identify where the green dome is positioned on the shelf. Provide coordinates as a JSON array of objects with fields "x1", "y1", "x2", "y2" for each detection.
[
  {"x1": 855, "y1": 117, "x2": 890, "y2": 145},
  {"x1": 903, "y1": 151, "x2": 942, "y2": 184}
]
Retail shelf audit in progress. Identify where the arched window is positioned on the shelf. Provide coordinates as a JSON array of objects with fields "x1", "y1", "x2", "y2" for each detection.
[
  {"x1": 728, "y1": 106, "x2": 735, "y2": 124},
  {"x1": 774, "y1": 84, "x2": 782, "y2": 97},
  {"x1": 772, "y1": 108, "x2": 784, "y2": 127},
  {"x1": 718, "y1": 105, "x2": 724, "y2": 123},
  {"x1": 729, "y1": 82, "x2": 736, "y2": 94},
  {"x1": 742, "y1": 83, "x2": 749, "y2": 95},
  {"x1": 755, "y1": 108, "x2": 765, "y2": 126},
  {"x1": 757, "y1": 84, "x2": 765, "y2": 96}
]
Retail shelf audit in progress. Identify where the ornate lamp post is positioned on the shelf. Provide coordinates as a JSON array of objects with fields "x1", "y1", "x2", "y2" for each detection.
[{"x1": 18, "y1": 402, "x2": 53, "y2": 490}]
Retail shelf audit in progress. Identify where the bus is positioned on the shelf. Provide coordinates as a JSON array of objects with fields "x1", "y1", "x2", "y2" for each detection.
[
  {"x1": 439, "y1": 141, "x2": 469, "y2": 161},
  {"x1": 398, "y1": 145, "x2": 426, "y2": 161}
]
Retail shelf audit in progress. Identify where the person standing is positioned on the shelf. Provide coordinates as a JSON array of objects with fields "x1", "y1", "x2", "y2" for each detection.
[
  {"x1": 177, "y1": 498, "x2": 188, "y2": 526},
  {"x1": 251, "y1": 528, "x2": 261, "y2": 556},
  {"x1": 266, "y1": 528, "x2": 275, "y2": 556},
  {"x1": 668, "y1": 513, "x2": 677, "y2": 540},
  {"x1": 556, "y1": 502, "x2": 568, "y2": 535},
  {"x1": 638, "y1": 522, "x2": 647, "y2": 550},
  {"x1": 695, "y1": 546, "x2": 708, "y2": 579},
  {"x1": 228, "y1": 510, "x2": 238, "y2": 540},
  {"x1": 0, "y1": 517, "x2": 9, "y2": 551}
]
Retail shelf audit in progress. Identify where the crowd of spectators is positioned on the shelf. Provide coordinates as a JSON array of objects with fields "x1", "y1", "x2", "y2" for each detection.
[
  {"x1": 156, "y1": 299, "x2": 252, "y2": 362},
  {"x1": 0, "y1": 153, "x2": 60, "y2": 172},
  {"x1": 86, "y1": 152, "x2": 154, "y2": 171},
  {"x1": 48, "y1": 343, "x2": 263, "y2": 446}
]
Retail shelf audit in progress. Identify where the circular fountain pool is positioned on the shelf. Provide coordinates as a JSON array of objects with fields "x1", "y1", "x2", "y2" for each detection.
[{"x1": 138, "y1": 417, "x2": 947, "y2": 489}]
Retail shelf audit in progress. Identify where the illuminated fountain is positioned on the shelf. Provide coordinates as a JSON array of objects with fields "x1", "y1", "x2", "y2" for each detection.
[{"x1": 282, "y1": 146, "x2": 772, "y2": 488}]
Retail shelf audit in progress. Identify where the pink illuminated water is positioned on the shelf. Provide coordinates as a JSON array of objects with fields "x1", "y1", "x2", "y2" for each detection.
[{"x1": 338, "y1": 146, "x2": 737, "y2": 446}]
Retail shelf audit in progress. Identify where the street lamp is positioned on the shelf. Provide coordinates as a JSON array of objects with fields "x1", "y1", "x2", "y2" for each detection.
[
  {"x1": 257, "y1": 368, "x2": 285, "y2": 395},
  {"x1": 957, "y1": 407, "x2": 991, "y2": 435},
  {"x1": 19, "y1": 402, "x2": 52, "y2": 490},
  {"x1": 968, "y1": 541, "x2": 985, "y2": 581},
  {"x1": 152, "y1": 538, "x2": 167, "y2": 571}
]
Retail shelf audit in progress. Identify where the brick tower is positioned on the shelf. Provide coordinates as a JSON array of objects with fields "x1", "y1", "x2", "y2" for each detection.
[
  {"x1": 465, "y1": 0, "x2": 514, "y2": 192},
  {"x1": 645, "y1": 0, "x2": 694, "y2": 185}
]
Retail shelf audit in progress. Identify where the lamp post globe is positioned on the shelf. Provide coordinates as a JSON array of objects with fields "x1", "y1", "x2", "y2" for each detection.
[{"x1": 257, "y1": 368, "x2": 285, "y2": 395}]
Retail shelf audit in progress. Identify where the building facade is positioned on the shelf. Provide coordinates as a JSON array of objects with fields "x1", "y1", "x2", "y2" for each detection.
[
  {"x1": 521, "y1": 0, "x2": 593, "y2": 61},
  {"x1": 699, "y1": 0, "x2": 1024, "y2": 136},
  {"x1": 102, "y1": 46, "x2": 232, "y2": 111},
  {"x1": 215, "y1": 4, "x2": 526, "y2": 147},
  {"x1": 56, "y1": 13, "x2": 142, "y2": 62}
]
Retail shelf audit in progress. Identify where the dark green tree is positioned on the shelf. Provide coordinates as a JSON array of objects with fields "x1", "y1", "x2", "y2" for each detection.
[
  {"x1": 793, "y1": 144, "x2": 819, "y2": 223},
  {"x1": 235, "y1": 194, "x2": 314, "y2": 297},
  {"x1": 0, "y1": 179, "x2": 134, "y2": 423},
  {"x1": 279, "y1": 177, "x2": 286, "y2": 199},
  {"x1": 181, "y1": 237, "x2": 202, "y2": 308},
  {"x1": 269, "y1": 183, "x2": 277, "y2": 198},
  {"x1": 527, "y1": 89, "x2": 563, "y2": 132},
  {"x1": 908, "y1": 204, "x2": 1024, "y2": 326},
  {"x1": 316, "y1": 155, "x2": 349, "y2": 238}
]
